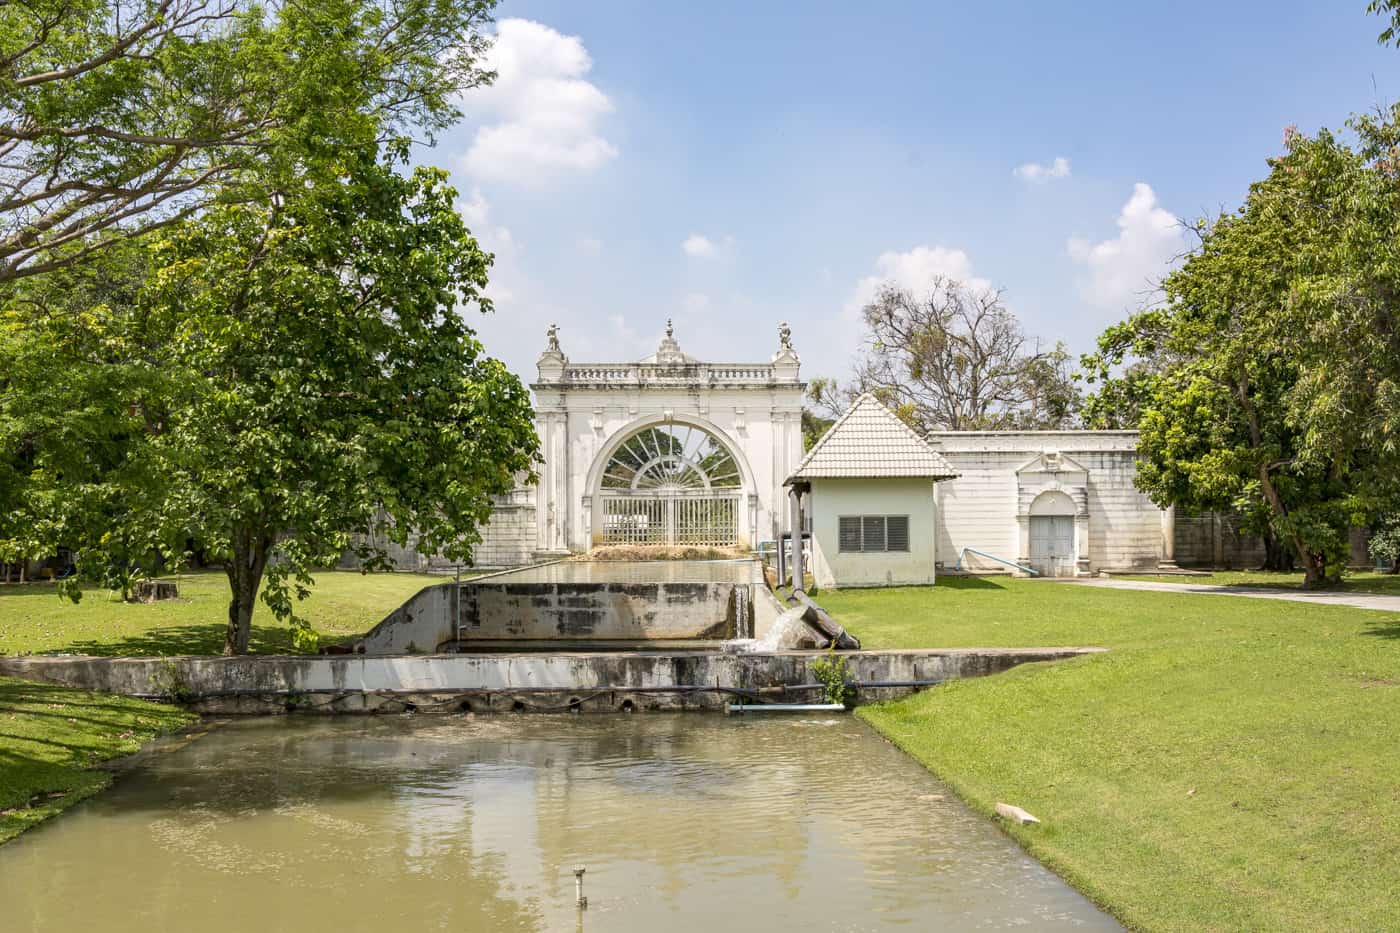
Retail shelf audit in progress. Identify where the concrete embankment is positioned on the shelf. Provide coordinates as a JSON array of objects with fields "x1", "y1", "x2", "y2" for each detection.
[{"x1": 0, "y1": 648, "x2": 1103, "y2": 714}]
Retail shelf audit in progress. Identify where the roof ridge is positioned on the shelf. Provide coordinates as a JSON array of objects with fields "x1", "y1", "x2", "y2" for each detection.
[{"x1": 787, "y1": 392, "x2": 958, "y2": 483}]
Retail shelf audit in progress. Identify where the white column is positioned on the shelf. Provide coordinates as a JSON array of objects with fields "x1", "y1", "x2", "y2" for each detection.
[{"x1": 1158, "y1": 505, "x2": 1178, "y2": 569}]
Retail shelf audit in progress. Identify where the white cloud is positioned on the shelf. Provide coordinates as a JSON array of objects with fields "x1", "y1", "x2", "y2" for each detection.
[
  {"x1": 578, "y1": 236, "x2": 602, "y2": 255},
  {"x1": 845, "y1": 245, "x2": 994, "y2": 315},
  {"x1": 682, "y1": 292, "x2": 710, "y2": 312},
  {"x1": 682, "y1": 234, "x2": 716, "y2": 258},
  {"x1": 462, "y1": 19, "x2": 617, "y2": 185},
  {"x1": 454, "y1": 189, "x2": 517, "y2": 301},
  {"x1": 1014, "y1": 156, "x2": 1071, "y2": 182},
  {"x1": 1068, "y1": 182, "x2": 1185, "y2": 310}
]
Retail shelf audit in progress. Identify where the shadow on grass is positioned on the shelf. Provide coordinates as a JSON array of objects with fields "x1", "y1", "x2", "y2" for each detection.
[
  {"x1": 57, "y1": 624, "x2": 300, "y2": 657},
  {"x1": 1363, "y1": 618, "x2": 1400, "y2": 640},
  {"x1": 935, "y1": 575, "x2": 1010, "y2": 591}
]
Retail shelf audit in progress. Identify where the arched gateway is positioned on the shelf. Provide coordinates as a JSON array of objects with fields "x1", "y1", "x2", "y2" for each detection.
[{"x1": 528, "y1": 320, "x2": 804, "y2": 555}]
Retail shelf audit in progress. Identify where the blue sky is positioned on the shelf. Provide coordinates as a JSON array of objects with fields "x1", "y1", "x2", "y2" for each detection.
[{"x1": 418, "y1": 1, "x2": 1399, "y2": 385}]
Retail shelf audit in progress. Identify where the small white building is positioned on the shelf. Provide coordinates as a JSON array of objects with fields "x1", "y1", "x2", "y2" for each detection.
[{"x1": 787, "y1": 395, "x2": 958, "y2": 588}]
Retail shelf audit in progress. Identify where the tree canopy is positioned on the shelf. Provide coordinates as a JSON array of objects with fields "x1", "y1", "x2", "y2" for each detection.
[
  {"x1": 0, "y1": 0, "x2": 496, "y2": 282},
  {"x1": 1081, "y1": 125, "x2": 1400, "y2": 586},
  {"x1": 811, "y1": 278, "x2": 1079, "y2": 432}
]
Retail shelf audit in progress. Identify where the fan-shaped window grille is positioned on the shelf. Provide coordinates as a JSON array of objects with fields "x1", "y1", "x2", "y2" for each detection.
[
  {"x1": 599, "y1": 424, "x2": 743, "y2": 546},
  {"x1": 601, "y1": 425, "x2": 742, "y2": 492}
]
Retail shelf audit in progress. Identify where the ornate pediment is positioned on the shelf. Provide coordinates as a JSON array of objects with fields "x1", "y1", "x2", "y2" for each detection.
[{"x1": 1015, "y1": 450, "x2": 1088, "y2": 477}]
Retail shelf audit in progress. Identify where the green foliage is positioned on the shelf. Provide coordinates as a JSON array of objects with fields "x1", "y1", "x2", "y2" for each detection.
[
  {"x1": 800, "y1": 408, "x2": 834, "y2": 450},
  {"x1": 811, "y1": 650, "x2": 854, "y2": 706},
  {"x1": 1, "y1": 157, "x2": 537, "y2": 653},
  {"x1": 1081, "y1": 126, "x2": 1400, "y2": 586},
  {"x1": 0, "y1": 0, "x2": 498, "y2": 282},
  {"x1": 1369, "y1": 518, "x2": 1400, "y2": 571}
]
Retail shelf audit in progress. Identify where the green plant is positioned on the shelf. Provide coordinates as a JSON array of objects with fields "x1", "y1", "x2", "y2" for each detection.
[
  {"x1": 811, "y1": 650, "x2": 854, "y2": 706},
  {"x1": 148, "y1": 660, "x2": 192, "y2": 703}
]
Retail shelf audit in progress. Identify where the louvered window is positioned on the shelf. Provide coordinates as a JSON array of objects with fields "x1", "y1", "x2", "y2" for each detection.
[{"x1": 837, "y1": 515, "x2": 911, "y2": 552}]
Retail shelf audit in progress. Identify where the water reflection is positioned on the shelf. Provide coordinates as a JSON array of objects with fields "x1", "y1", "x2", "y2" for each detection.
[{"x1": 0, "y1": 716, "x2": 1119, "y2": 931}]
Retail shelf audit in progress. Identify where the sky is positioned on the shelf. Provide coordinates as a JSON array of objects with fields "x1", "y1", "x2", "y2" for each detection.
[{"x1": 415, "y1": 1, "x2": 1400, "y2": 386}]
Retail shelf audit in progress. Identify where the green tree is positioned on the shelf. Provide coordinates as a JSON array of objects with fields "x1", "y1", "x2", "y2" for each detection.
[
  {"x1": 1082, "y1": 127, "x2": 1400, "y2": 587},
  {"x1": 2, "y1": 157, "x2": 537, "y2": 653},
  {"x1": 811, "y1": 279, "x2": 1079, "y2": 431},
  {"x1": 0, "y1": 0, "x2": 496, "y2": 282}
]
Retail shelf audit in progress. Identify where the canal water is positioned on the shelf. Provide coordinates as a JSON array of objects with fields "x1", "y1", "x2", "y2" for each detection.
[{"x1": 0, "y1": 716, "x2": 1118, "y2": 931}]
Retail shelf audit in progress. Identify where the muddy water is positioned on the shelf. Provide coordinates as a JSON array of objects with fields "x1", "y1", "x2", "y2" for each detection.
[{"x1": 0, "y1": 716, "x2": 1118, "y2": 932}]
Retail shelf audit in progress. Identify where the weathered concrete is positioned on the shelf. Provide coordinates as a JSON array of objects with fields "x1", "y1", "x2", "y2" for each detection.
[
  {"x1": 0, "y1": 647, "x2": 1104, "y2": 715},
  {"x1": 354, "y1": 559, "x2": 768, "y2": 654}
]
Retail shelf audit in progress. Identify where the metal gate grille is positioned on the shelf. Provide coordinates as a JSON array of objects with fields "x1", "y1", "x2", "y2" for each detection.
[{"x1": 602, "y1": 494, "x2": 738, "y2": 546}]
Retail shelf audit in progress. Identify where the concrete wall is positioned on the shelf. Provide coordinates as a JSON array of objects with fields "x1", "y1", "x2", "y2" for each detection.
[
  {"x1": 808, "y1": 477, "x2": 937, "y2": 588},
  {"x1": 1174, "y1": 510, "x2": 1267, "y2": 569},
  {"x1": 929, "y1": 431, "x2": 1162, "y2": 574},
  {"x1": 354, "y1": 579, "x2": 752, "y2": 654},
  {"x1": 0, "y1": 647, "x2": 1104, "y2": 714}
]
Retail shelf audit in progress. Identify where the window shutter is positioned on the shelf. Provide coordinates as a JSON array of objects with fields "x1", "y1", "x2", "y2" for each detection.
[
  {"x1": 886, "y1": 516, "x2": 910, "y2": 552},
  {"x1": 838, "y1": 517, "x2": 862, "y2": 552},
  {"x1": 862, "y1": 516, "x2": 886, "y2": 552}
]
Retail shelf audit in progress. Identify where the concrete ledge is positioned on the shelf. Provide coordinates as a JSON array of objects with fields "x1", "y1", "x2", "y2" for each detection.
[{"x1": 0, "y1": 648, "x2": 1104, "y2": 714}]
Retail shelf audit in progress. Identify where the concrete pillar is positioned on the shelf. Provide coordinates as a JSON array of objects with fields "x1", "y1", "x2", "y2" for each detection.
[
  {"x1": 1158, "y1": 505, "x2": 1178, "y2": 569},
  {"x1": 789, "y1": 485, "x2": 805, "y2": 592}
]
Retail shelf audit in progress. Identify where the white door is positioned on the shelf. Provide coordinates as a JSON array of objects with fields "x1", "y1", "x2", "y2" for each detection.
[{"x1": 1029, "y1": 515, "x2": 1075, "y2": 577}]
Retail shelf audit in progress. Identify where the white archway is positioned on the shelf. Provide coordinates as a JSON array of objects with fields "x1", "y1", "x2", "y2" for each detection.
[{"x1": 586, "y1": 414, "x2": 757, "y2": 547}]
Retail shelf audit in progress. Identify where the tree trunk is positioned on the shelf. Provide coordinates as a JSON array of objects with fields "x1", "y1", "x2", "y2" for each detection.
[
  {"x1": 223, "y1": 530, "x2": 270, "y2": 656},
  {"x1": 1260, "y1": 531, "x2": 1294, "y2": 572}
]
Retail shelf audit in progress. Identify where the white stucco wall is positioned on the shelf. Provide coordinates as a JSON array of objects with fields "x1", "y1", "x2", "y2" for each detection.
[
  {"x1": 808, "y1": 477, "x2": 938, "y2": 588},
  {"x1": 928, "y1": 431, "x2": 1163, "y2": 574}
]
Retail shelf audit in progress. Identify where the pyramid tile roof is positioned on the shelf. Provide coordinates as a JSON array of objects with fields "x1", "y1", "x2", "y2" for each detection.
[{"x1": 788, "y1": 394, "x2": 959, "y2": 482}]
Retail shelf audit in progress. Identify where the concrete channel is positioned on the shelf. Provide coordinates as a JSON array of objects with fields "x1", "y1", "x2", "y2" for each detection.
[{"x1": 0, "y1": 560, "x2": 1105, "y2": 713}]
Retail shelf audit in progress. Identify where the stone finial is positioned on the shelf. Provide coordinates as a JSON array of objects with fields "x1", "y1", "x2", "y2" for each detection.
[
  {"x1": 546, "y1": 322, "x2": 561, "y2": 352},
  {"x1": 666, "y1": 318, "x2": 674, "y2": 339},
  {"x1": 778, "y1": 320, "x2": 792, "y2": 350}
]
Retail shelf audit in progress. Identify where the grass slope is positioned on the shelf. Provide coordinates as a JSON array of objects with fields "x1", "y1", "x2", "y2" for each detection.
[
  {"x1": 814, "y1": 578, "x2": 1400, "y2": 932},
  {"x1": 0, "y1": 677, "x2": 193, "y2": 844},
  {"x1": 0, "y1": 570, "x2": 441, "y2": 656}
]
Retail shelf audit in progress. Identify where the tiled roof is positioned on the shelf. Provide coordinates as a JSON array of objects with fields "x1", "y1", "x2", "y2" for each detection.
[{"x1": 787, "y1": 393, "x2": 959, "y2": 482}]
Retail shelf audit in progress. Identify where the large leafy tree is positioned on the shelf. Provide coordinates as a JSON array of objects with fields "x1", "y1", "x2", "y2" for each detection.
[
  {"x1": 2, "y1": 156, "x2": 537, "y2": 653},
  {"x1": 1082, "y1": 126, "x2": 1400, "y2": 587},
  {"x1": 812, "y1": 278, "x2": 1079, "y2": 431},
  {"x1": 0, "y1": 0, "x2": 495, "y2": 282}
]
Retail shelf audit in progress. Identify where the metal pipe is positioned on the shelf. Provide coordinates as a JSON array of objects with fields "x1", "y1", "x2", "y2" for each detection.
[{"x1": 954, "y1": 546, "x2": 1038, "y2": 576}]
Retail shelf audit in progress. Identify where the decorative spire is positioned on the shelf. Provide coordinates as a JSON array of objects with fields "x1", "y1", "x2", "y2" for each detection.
[{"x1": 654, "y1": 318, "x2": 687, "y2": 365}]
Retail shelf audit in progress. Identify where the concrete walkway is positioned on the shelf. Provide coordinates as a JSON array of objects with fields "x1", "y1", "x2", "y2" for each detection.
[{"x1": 1061, "y1": 577, "x2": 1400, "y2": 613}]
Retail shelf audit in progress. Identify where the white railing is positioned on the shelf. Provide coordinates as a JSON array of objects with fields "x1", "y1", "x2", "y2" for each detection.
[
  {"x1": 559, "y1": 363, "x2": 784, "y2": 385},
  {"x1": 601, "y1": 493, "x2": 739, "y2": 546}
]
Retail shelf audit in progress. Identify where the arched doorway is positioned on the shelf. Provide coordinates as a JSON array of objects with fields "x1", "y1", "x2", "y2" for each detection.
[
  {"x1": 596, "y1": 423, "x2": 744, "y2": 546},
  {"x1": 1028, "y1": 490, "x2": 1077, "y2": 577}
]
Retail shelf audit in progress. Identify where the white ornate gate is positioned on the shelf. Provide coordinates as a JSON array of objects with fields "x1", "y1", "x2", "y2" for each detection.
[{"x1": 598, "y1": 424, "x2": 741, "y2": 546}]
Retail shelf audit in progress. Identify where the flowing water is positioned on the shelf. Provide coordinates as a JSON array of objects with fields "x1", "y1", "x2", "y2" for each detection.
[{"x1": 0, "y1": 716, "x2": 1118, "y2": 932}]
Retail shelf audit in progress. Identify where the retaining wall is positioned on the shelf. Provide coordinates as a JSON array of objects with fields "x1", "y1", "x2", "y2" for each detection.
[{"x1": 0, "y1": 647, "x2": 1102, "y2": 714}]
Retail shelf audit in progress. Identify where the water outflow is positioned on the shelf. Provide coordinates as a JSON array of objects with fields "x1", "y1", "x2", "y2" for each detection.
[{"x1": 0, "y1": 716, "x2": 1120, "y2": 931}]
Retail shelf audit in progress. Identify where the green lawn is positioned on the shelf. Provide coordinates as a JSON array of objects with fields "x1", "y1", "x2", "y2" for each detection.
[
  {"x1": 0, "y1": 569, "x2": 442, "y2": 656},
  {"x1": 816, "y1": 578, "x2": 1400, "y2": 932},
  {"x1": 1116, "y1": 569, "x2": 1400, "y2": 596},
  {"x1": 0, "y1": 677, "x2": 194, "y2": 844}
]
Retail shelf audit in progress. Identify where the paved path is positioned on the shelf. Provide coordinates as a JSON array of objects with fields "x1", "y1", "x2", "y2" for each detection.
[{"x1": 1059, "y1": 578, "x2": 1400, "y2": 613}]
